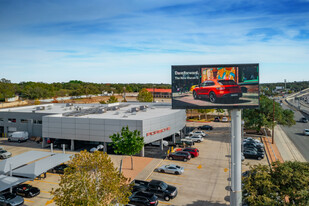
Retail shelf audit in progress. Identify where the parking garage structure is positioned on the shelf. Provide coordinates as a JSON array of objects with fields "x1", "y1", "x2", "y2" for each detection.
[{"x1": 0, "y1": 103, "x2": 186, "y2": 156}]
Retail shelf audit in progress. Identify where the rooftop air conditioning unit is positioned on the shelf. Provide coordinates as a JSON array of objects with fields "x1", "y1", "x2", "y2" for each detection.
[{"x1": 66, "y1": 103, "x2": 73, "y2": 107}]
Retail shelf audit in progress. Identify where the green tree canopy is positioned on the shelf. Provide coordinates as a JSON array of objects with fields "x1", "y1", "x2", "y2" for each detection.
[
  {"x1": 107, "y1": 95, "x2": 118, "y2": 103},
  {"x1": 51, "y1": 151, "x2": 132, "y2": 206},
  {"x1": 137, "y1": 88, "x2": 153, "y2": 102},
  {"x1": 243, "y1": 95, "x2": 295, "y2": 132},
  {"x1": 243, "y1": 161, "x2": 309, "y2": 206},
  {"x1": 110, "y1": 126, "x2": 144, "y2": 170}
]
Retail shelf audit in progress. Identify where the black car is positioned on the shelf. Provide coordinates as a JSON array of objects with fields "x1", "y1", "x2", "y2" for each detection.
[
  {"x1": 0, "y1": 192, "x2": 24, "y2": 206},
  {"x1": 52, "y1": 164, "x2": 68, "y2": 174},
  {"x1": 300, "y1": 117, "x2": 308, "y2": 123},
  {"x1": 133, "y1": 180, "x2": 177, "y2": 201},
  {"x1": 129, "y1": 191, "x2": 158, "y2": 206},
  {"x1": 214, "y1": 117, "x2": 220, "y2": 122},
  {"x1": 243, "y1": 144, "x2": 264, "y2": 153},
  {"x1": 198, "y1": 125, "x2": 213, "y2": 130},
  {"x1": 243, "y1": 149, "x2": 264, "y2": 160},
  {"x1": 243, "y1": 142, "x2": 263, "y2": 149},
  {"x1": 13, "y1": 184, "x2": 40, "y2": 198}
]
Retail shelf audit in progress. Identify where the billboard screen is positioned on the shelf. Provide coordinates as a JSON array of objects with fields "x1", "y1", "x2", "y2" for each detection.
[{"x1": 171, "y1": 64, "x2": 259, "y2": 109}]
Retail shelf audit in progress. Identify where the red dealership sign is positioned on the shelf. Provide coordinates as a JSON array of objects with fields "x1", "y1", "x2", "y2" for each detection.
[{"x1": 146, "y1": 127, "x2": 171, "y2": 136}]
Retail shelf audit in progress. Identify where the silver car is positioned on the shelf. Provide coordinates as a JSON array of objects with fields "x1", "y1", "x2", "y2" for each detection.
[
  {"x1": 0, "y1": 149, "x2": 12, "y2": 159},
  {"x1": 157, "y1": 164, "x2": 184, "y2": 175}
]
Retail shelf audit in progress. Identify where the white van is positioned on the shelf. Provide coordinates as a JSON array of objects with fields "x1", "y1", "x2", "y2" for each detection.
[{"x1": 8, "y1": 131, "x2": 29, "y2": 143}]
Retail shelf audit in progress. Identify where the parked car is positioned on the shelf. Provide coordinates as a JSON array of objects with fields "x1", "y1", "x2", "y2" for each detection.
[
  {"x1": 133, "y1": 179, "x2": 177, "y2": 201},
  {"x1": 0, "y1": 149, "x2": 12, "y2": 159},
  {"x1": 185, "y1": 135, "x2": 204, "y2": 143},
  {"x1": 149, "y1": 140, "x2": 168, "y2": 147},
  {"x1": 157, "y1": 164, "x2": 184, "y2": 175},
  {"x1": 300, "y1": 117, "x2": 308, "y2": 123},
  {"x1": 192, "y1": 79, "x2": 242, "y2": 103},
  {"x1": 129, "y1": 191, "x2": 158, "y2": 206},
  {"x1": 243, "y1": 137, "x2": 264, "y2": 147},
  {"x1": 52, "y1": 164, "x2": 68, "y2": 174},
  {"x1": 89, "y1": 144, "x2": 104, "y2": 153},
  {"x1": 0, "y1": 192, "x2": 24, "y2": 206},
  {"x1": 214, "y1": 117, "x2": 220, "y2": 122},
  {"x1": 167, "y1": 151, "x2": 191, "y2": 162},
  {"x1": 222, "y1": 117, "x2": 228, "y2": 122},
  {"x1": 189, "y1": 131, "x2": 207, "y2": 137},
  {"x1": 243, "y1": 149, "x2": 264, "y2": 160},
  {"x1": 198, "y1": 125, "x2": 213, "y2": 130},
  {"x1": 243, "y1": 144, "x2": 264, "y2": 153},
  {"x1": 181, "y1": 147, "x2": 199, "y2": 158},
  {"x1": 304, "y1": 129, "x2": 309, "y2": 136},
  {"x1": 8, "y1": 131, "x2": 28, "y2": 143},
  {"x1": 13, "y1": 184, "x2": 40, "y2": 198},
  {"x1": 243, "y1": 142, "x2": 264, "y2": 150}
]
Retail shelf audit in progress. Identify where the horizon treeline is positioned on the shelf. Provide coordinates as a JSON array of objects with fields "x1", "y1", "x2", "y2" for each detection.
[{"x1": 0, "y1": 78, "x2": 171, "y2": 100}]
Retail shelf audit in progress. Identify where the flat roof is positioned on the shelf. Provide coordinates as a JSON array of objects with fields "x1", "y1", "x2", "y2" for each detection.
[{"x1": 0, "y1": 103, "x2": 184, "y2": 120}]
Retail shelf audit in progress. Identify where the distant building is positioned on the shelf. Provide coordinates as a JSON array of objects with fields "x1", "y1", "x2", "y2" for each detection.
[{"x1": 145, "y1": 88, "x2": 171, "y2": 98}]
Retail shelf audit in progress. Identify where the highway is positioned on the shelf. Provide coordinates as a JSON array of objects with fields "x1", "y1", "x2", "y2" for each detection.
[{"x1": 280, "y1": 101, "x2": 309, "y2": 162}]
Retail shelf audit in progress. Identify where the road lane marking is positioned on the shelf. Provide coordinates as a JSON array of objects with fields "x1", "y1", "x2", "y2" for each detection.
[
  {"x1": 24, "y1": 199, "x2": 35, "y2": 203},
  {"x1": 45, "y1": 199, "x2": 54, "y2": 205},
  {"x1": 197, "y1": 164, "x2": 202, "y2": 169},
  {"x1": 34, "y1": 180, "x2": 59, "y2": 185},
  {"x1": 159, "y1": 201, "x2": 173, "y2": 205}
]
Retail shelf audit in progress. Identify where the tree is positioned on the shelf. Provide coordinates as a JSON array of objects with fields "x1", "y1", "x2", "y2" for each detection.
[
  {"x1": 216, "y1": 109, "x2": 225, "y2": 115},
  {"x1": 107, "y1": 95, "x2": 118, "y2": 103},
  {"x1": 243, "y1": 95, "x2": 295, "y2": 132},
  {"x1": 197, "y1": 109, "x2": 215, "y2": 120},
  {"x1": 137, "y1": 88, "x2": 153, "y2": 102},
  {"x1": 110, "y1": 126, "x2": 144, "y2": 170},
  {"x1": 51, "y1": 151, "x2": 132, "y2": 206},
  {"x1": 243, "y1": 161, "x2": 309, "y2": 205}
]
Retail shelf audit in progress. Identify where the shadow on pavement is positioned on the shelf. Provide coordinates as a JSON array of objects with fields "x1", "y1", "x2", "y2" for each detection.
[{"x1": 186, "y1": 200, "x2": 229, "y2": 206}]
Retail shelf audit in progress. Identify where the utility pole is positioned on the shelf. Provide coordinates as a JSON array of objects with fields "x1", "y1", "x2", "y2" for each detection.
[
  {"x1": 272, "y1": 99, "x2": 275, "y2": 144},
  {"x1": 230, "y1": 109, "x2": 242, "y2": 206}
]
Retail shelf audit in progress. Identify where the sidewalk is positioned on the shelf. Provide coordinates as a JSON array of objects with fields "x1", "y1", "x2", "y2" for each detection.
[
  {"x1": 274, "y1": 125, "x2": 306, "y2": 162},
  {"x1": 262, "y1": 125, "x2": 306, "y2": 165}
]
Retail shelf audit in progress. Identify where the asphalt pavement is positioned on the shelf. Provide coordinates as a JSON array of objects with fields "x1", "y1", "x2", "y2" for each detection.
[{"x1": 280, "y1": 101, "x2": 309, "y2": 162}]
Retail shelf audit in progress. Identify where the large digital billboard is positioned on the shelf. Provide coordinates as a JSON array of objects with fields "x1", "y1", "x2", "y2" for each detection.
[{"x1": 172, "y1": 64, "x2": 259, "y2": 109}]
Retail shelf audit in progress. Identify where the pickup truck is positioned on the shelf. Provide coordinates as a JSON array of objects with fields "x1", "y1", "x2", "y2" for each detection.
[{"x1": 132, "y1": 179, "x2": 177, "y2": 201}]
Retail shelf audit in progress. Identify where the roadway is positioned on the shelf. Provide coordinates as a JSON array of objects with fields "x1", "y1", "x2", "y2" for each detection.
[{"x1": 280, "y1": 100, "x2": 309, "y2": 162}]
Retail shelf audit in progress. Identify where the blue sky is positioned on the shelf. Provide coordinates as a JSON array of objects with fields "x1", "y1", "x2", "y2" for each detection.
[{"x1": 0, "y1": 0, "x2": 309, "y2": 84}]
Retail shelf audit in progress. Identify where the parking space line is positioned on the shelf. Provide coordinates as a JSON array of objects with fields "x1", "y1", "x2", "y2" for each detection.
[
  {"x1": 45, "y1": 199, "x2": 54, "y2": 205},
  {"x1": 34, "y1": 180, "x2": 59, "y2": 185},
  {"x1": 24, "y1": 199, "x2": 35, "y2": 203},
  {"x1": 147, "y1": 179, "x2": 182, "y2": 185},
  {"x1": 158, "y1": 201, "x2": 173, "y2": 205},
  {"x1": 41, "y1": 190, "x2": 51, "y2": 194},
  {"x1": 47, "y1": 172, "x2": 59, "y2": 176}
]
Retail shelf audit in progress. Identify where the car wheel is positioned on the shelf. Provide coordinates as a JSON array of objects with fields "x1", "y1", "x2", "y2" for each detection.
[
  {"x1": 175, "y1": 171, "x2": 180, "y2": 175},
  {"x1": 183, "y1": 158, "x2": 187, "y2": 162},
  {"x1": 209, "y1": 92, "x2": 217, "y2": 103},
  {"x1": 8, "y1": 139, "x2": 11, "y2": 142},
  {"x1": 168, "y1": 156, "x2": 173, "y2": 160},
  {"x1": 18, "y1": 140, "x2": 21, "y2": 143},
  {"x1": 164, "y1": 195, "x2": 171, "y2": 201},
  {"x1": 197, "y1": 140, "x2": 201, "y2": 143},
  {"x1": 160, "y1": 169, "x2": 165, "y2": 173},
  {"x1": 258, "y1": 157, "x2": 262, "y2": 160},
  {"x1": 193, "y1": 91, "x2": 198, "y2": 99}
]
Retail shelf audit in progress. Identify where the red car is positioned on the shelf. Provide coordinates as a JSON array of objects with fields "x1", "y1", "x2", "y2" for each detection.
[
  {"x1": 175, "y1": 147, "x2": 199, "y2": 158},
  {"x1": 193, "y1": 79, "x2": 242, "y2": 103},
  {"x1": 168, "y1": 151, "x2": 191, "y2": 162}
]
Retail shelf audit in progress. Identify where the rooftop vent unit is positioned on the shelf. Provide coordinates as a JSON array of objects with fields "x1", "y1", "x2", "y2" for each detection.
[
  {"x1": 114, "y1": 112, "x2": 119, "y2": 115},
  {"x1": 140, "y1": 105, "x2": 148, "y2": 110},
  {"x1": 131, "y1": 112, "x2": 136, "y2": 115},
  {"x1": 123, "y1": 114, "x2": 128, "y2": 118},
  {"x1": 47, "y1": 105, "x2": 52, "y2": 110},
  {"x1": 131, "y1": 107, "x2": 139, "y2": 113},
  {"x1": 112, "y1": 106, "x2": 119, "y2": 111},
  {"x1": 36, "y1": 106, "x2": 45, "y2": 110},
  {"x1": 66, "y1": 103, "x2": 73, "y2": 107}
]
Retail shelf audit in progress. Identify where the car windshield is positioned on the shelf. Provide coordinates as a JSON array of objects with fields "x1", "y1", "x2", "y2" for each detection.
[
  {"x1": 160, "y1": 182, "x2": 168, "y2": 190},
  {"x1": 218, "y1": 80, "x2": 237, "y2": 85},
  {"x1": 2, "y1": 193, "x2": 15, "y2": 200},
  {"x1": 0, "y1": 150, "x2": 7, "y2": 153},
  {"x1": 305, "y1": 129, "x2": 309, "y2": 132}
]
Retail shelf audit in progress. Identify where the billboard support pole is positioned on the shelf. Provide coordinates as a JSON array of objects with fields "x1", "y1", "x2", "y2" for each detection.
[{"x1": 230, "y1": 109, "x2": 242, "y2": 206}]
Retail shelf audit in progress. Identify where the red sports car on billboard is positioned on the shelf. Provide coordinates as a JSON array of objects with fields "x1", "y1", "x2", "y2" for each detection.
[{"x1": 193, "y1": 79, "x2": 242, "y2": 103}]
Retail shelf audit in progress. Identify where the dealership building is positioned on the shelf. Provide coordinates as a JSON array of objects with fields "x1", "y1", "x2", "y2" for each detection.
[{"x1": 0, "y1": 103, "x2": 186, "y2": 156}]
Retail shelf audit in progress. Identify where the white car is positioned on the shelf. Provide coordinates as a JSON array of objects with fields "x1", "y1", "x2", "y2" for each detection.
[
  {"x1": 185, "y1": 135, "x2": 204, "y2": 143},
  {"x1": 0, "y1": 149, "x2": 12, "y2": 159},
  {"x1": 90, "y1": 144, "x2": 104, "y2": 153},
  {"x1": 222, "y1": 117, "x2": 228, "y2": 122},
  {"x1": 189, "y1": 131, "x2": 207, "y2": 137},
  {"x1": 304, "y1": 129, "x2": 309, "y2": 136},
  {"x1": 149, "y1": 140, "x2": 168, "y2": 147},
  {"x1": 157, "y1": 164, "x2": 184, "y2": 175}
]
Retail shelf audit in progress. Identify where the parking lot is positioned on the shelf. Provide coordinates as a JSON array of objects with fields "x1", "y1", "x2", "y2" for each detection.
[{"x1": 0, "y1": 122, "x2": 268, "y2": 206}]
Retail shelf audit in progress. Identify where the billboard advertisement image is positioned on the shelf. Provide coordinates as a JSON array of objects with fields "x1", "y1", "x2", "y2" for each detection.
[{"x1": 172, "y1": 64, "x2": 259, "y2": 109}]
